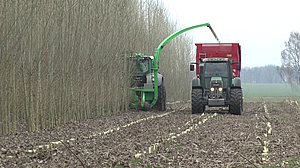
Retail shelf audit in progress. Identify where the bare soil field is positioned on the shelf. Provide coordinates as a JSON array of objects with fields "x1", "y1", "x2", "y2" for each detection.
[{"x1": 1, "y1": 101, "x2": 299, "y2": 168}]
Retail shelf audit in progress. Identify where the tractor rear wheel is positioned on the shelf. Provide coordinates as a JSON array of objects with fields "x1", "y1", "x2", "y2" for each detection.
[
  {"x1": 229, "y1": 88, "x2": 243, "y2": 115},
  {"x1": 157, "y1": 83, "x2": 166, "y2": 111},
  {"x1": 192, "y1": 89, "x2": 204, "y2": 114}
]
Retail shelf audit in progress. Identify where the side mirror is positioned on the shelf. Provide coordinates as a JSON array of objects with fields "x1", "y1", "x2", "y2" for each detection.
[
  {"x1": 236, "y1": 64, "x2": 241, "y2": 70},
  {"x1": 190, "y1": 64, "x2": 195, "y2": 71}
]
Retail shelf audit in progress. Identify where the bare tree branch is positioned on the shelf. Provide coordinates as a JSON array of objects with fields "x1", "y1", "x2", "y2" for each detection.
[{"x1": 279, "y1": 32, "x2": 300, "y2": 88}]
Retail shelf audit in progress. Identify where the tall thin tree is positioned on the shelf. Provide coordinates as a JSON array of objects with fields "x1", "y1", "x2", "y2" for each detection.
[{"x1": 279, "y1": 32, "x2": 300, "y2": 87}]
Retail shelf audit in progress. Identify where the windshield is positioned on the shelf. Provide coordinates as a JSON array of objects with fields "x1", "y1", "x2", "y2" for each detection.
[
  {"x1": 138, "y1": 59, "x2": 149, "y2": 73},
  {"x1": 129, "y1": 58, "x2": 150, "y2": 74},
  {"x1": 204, "y1": 62, "x2": 228, "y2": 77}
]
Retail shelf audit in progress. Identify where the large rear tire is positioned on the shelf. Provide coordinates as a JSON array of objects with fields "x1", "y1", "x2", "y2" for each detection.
[
  {"x1": 157, "y1": 83, "x2": 166, "y2": 111},
  {"x1": 229, "y1": 88, "x2": 243, "y2": 115},
  {"x1": 192, "y1": 89, "x2": 204, "y2": 114}
]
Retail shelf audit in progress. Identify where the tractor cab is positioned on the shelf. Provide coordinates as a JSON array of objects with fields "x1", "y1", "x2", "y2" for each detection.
[
  {"x1": 203, "y1": 58, "x2": 232, "y2": 100},
  {"x1": 131, "y1": 56, "x2": 153, "y2": 75},
  {"x1": 129, "y1": 55, "x2": 154, "y2": 88}
]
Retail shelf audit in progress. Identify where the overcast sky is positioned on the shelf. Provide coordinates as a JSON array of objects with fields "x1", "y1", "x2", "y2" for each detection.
[{"x1": 162, "y1": 0, "x2": 300, "y2": 67}]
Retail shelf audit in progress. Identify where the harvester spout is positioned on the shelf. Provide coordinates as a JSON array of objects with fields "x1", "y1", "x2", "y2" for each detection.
[
  {"x1": 150, "y1": 23, "x2": 220, "y2": 108},
  {"x1": 207, "y1": 25, "x2": 220, "y2": 43}
]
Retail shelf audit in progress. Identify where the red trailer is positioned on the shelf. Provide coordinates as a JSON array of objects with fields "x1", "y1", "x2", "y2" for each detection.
[{"x1": 195, "y1": 43, "x2": 241, "y2": 77}]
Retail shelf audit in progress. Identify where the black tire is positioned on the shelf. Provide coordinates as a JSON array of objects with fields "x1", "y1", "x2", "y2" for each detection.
[
  {"x1": 192, "y1": 89, "x2": 204, "y2": 114},
  {"x1": 229, "y1": 88, "x2": 243, "y2": 115},
  {"x1": 157, "y1": 83, "x2": 166, "y2": 111}
]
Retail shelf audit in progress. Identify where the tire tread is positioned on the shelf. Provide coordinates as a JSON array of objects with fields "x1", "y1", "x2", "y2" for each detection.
[
  {"x1": 192, "y1": 89, "x2": 204, "y2": 114},
  {"x1": 229, "y1": 88, "x2": 243, "y2": 115}
]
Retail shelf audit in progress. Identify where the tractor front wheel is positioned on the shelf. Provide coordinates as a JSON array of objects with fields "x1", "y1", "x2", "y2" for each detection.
[
  {"x1": 192, "y1": 89, "x2": 205, "y2": 114},
  {"x1": 229, "y1": 88, "x2": 243, "y2": 115}
]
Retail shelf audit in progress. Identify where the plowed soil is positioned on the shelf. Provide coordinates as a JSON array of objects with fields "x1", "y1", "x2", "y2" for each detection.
[{"x1": 1, "y1": 101, "x2": 300, "y2": 168}]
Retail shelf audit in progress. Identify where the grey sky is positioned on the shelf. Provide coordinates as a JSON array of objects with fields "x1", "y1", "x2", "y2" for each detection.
[{"x1": 162, "y1": 0, "x2": 300, "y2": 67}]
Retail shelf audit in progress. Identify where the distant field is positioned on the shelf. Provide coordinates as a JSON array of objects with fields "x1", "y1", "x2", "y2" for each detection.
[{"x1": 242, "y1": 83, "x2": 300, "y2": 102}]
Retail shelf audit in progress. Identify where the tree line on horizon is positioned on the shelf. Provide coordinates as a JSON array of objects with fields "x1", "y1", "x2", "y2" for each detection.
[{"x1": 241, "y1": 65, "x2": 283, "y2": 84}]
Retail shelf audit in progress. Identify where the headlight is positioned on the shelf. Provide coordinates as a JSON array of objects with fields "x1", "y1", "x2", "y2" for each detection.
[
  {"x1": 210, "y1": 87, "x2": 215, "y2": 92},
  {"x1": 218, "y1": 87, "x2": 223, "y2": 92}
]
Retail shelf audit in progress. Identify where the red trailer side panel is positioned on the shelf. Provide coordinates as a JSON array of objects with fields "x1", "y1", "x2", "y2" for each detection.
[{"x1": 195, "y1": 43, "x2": 241, "y2": 77}]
